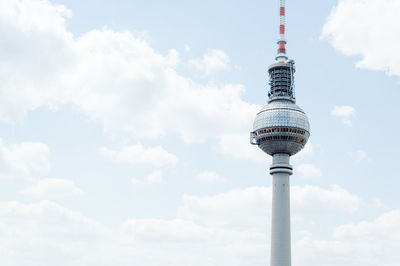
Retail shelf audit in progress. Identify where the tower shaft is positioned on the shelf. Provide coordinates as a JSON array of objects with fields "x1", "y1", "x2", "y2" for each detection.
[{"x1": 270, "y1": 154, "x2": 292, "y2": 266}]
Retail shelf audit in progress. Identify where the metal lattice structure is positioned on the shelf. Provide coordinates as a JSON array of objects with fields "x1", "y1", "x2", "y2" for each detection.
[{"x1": 268, "y1": 61, "x2": 296, "y2": 101}]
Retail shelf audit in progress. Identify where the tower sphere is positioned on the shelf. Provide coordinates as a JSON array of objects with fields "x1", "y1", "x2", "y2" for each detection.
[{"x1": 252, "y1": 99, "x2": 310, "y2": 156}]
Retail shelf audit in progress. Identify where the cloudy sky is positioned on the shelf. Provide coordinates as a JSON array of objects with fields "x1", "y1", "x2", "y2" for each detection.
[{"x1": 0, "y1": 0, "x2": 399, "y2": 265}]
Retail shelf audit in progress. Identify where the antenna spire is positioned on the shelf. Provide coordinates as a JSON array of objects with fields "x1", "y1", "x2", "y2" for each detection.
[{"x1": 276, "y1": 0, "x2": 288, "y2": 62}]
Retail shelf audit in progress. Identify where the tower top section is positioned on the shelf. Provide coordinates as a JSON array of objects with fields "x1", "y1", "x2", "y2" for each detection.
[
  {"x1": 251, "y1": 0, "x2": 310, "y2": 157},
  {"x1": 276, "y1": 0, "x2": 288, "y2": 63},
  {"x1": 267, "y1": 0, "x2": 295, "y2": 103}
]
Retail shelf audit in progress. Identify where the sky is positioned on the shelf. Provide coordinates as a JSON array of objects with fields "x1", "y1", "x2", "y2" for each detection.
[{"x1": 0, "y1": 0, "x2": 399, "y2": 265}]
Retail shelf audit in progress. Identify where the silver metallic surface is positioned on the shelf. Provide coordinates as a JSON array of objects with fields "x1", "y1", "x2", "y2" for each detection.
[
  {"x1": 270, "y1": 154, "x2": 292, "y2": 266},
  {"x1": 252, "y1": 100, "x2": 310, "y2": 156}
]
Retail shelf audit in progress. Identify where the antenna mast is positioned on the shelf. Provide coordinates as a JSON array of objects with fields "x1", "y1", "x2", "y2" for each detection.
[{"x1": 277, "y1": 0, "x2": 288, "y2": 62}]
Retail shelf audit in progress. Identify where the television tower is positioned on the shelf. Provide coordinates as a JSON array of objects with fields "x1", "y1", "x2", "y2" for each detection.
[{"x1": 250, "y1": 1, "x2": 310, "y2": 265}]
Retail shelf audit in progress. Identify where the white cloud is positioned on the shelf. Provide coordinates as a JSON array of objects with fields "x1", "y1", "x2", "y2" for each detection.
[
  {"x1": 322, "y1": 0, "x2": 400, "y2": 77},
  {"x1": 292, "y1": 185, "x2": 361, "y2": 214},
  {"x1": 297, "y1": 163, "x2": 322, "y2": 178},
  {"x1": 100, "y1": 144, "x2": 178, "y2": 167},
  {"x1": 219, "y1": 133, "x2": 270, "y2": 163},
  {"x1": 21, "y1": 178, "x2": 83, "y2": 198},
  {"x1": 196, "y1": 171, "x2": 227, "y2": 183},
  {"x1": 0, "y1": 185, "x2": 367, "y2": 266},
  {"x1": 184, "y1": 44, "x2": 191, "y2": 52},
  {"x1": 189, "y1": 48, "x2": 232, "y2": 75},
  {"x1": 0, "y1": 201, "x2": 112, "y2": 265},
  {"x1": 0, "y1": 138, "x2": 50, "y2": 179},
  {"x1": 334, "y1": 210, "x2": 400, "y2": 240},
  {"x1": 122, "y1": 185, "x2": 362, "y2": 265},
  {"x1": 178, "y1": 185, "x2": 361, "y2": 230},
  {"x1": 331, "y1": 105, "x2": 355, "y2": 125},
  {"x1": 178, "y1": 187, "x2": 270, "y2": 230},
  {"x1": 132, "y1": 170, "x2": 163, "y2": 185},
  {"x1": 0, "y1": 0, "x2": 74, "y2": 121},
  {"x1": 296, "y1": 210, "x2": 400, "y2": 266},
  {"x1": 123, "y1": 219, "x2": 212, "y2": 242},
  {"x1": 0, "y1": 0, "x2": 260, "y2": 144},
  {"x1": 352, "y1": 149, "x2": 367, "y2": 162},
  {"x1": 295, "y1": 141, "x2": 314, "y2": 158},
  {"x1": 165, "y1": 48, "x2": 180, "y2": 66}
]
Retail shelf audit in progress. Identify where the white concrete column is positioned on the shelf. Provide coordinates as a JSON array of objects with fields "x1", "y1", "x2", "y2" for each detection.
[{"x1": 270, "y1": 153, "x2": 292, "y2": 266}]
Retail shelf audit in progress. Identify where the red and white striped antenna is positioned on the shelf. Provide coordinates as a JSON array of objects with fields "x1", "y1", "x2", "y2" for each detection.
[{"x1": 276, "y1": 0, "x2": 288, "y2": 62}]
